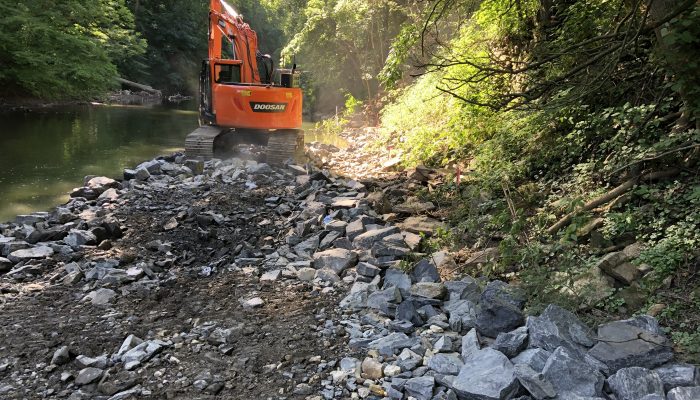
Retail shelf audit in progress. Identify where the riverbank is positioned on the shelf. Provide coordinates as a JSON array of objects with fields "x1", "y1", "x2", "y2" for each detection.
[{"x1": 0, "y1": 137, "x2": 699, "y2": 399}]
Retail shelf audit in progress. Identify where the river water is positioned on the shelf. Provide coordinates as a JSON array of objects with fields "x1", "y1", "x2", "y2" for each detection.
[{"x1": 0, "y1": 103, "x2": 342, "y2": 222}]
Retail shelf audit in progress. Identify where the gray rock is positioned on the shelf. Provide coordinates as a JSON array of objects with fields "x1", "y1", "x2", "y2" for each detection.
[
  {"x1": 511, "y1": 349, "x2": 551, "y2": 373},
  {"x1": 654, "y1": 363, "x2": 700, "y2": 391},
  {"x1": 607, "y1": 367, "x2": 664, "y2": 400},
  {"x1": 410, "y1": 282, "x2": 446, "y2": 299},
  {"x1": 356, "y1": 262, "x2": 380, "y2": 277},
  {"x1": 369, "y1": 332, "x2": 417, "y2": 354},
  {"x1": 207, "y1": 327, "x2": 235, "y2": 345},
  {"x1": 135, "y1": 168, "x2": 151, "y2": 182},
  {"x1": 667, "y1": 386, "x2": 700, "y2": 400},
  {"x1": 51, "y1": 346, "x2": 71, "y2": 365},
  {"x1": 527, "y1": 304, "x2": 595, "y2": 353},
  {"x1": 84, "y1": 288, "x2": 117, "y2": 306},
  {"x1": 384, "y1": 268, "x2": 412, "y2": 295},
  {"x1": 452, "y1": 348, "x2": 520, "y2": 400},
  {"x1": 475, "y1": 280, "x2": 526, "y2": 338},
  {"x1": 0, "y1": 257, "x2": 12, "y2": 272},
  {"x1": 136, "y1": 159, "x2": 162, "y2": 174},
  {"x1": 444, "y1": 277, "x2": 481, "y2": 302},
  {"x1": 76, "y1": 355, "x2": 108, "y2": 369},
  {"x1": 107, "y1": 387, "x2": 142, "y2": 400},
  {"x1": 396, "y1": 300, "x2": 424, "y2": 326},
  {"x1": 116, "y1": 335, "x2": 144, "y2": 358},
  {"x1": 312, "y1": 248, "x2": 358, "y2": 274},
  {"x1": 242, "y1": 297, "x2": 264, "y2": 308},
  {"x1": 427, "y1": 353, "x2": 463, "y2": 375},
  {"x1": 587, "y1": 317, "x2": 673, "y2": 373},
  {"x1": 542, "y1": 346, "x2": 604, "y2": 398},
  {"x1": 397, "y1": 348, "x2": 422, "y2": 371},
  {"x1": 75, "y1": 367, "x2": 104, "y2": 385},
  {"x1": 346, "y1": 218, "x2": 365, "y2": 241},
  {"x1": 319, "y1": 231, "x2": 340, "y2": 250},
  {"x1": 433, "y1": 335, "x2": 454, "y2": 353},
  {"x1": 315, "y1": 268, "x2": 340, "y2": 282},
  {"x1": 367, "y1": 286, "x2": 402, "y2": 313},
  {"x1": 8, "y1": 245, "x2": 53, "y2": 262},
  {"x1": 294, "y1": 235, "x2": 320, "y2": 257},
  {"x1": 121, "y1": 340, "x2": 166, "y2": 370},
  {"x1": 461, "y1": 328, "x2": 481, "y2": 360},
  {"x1": 445, "y1": 299, "x2": 478, "y2": 334},
  {"x1": 514, "y1": 364, "x2": 556, "y2": 399},
  {"x1": 404, "y1": 376, "x2": 435, "y2": 400},
  {"x1": 494, "y1": 326, "x2": 528, "y2": 358},
  {"x1": 65, "y1": 229, "x2": 97, "y2": 248},
  {"x1": 260, "y1": 269, "x2": 281, "y2": 282},
  {"x1": 352, "y1": 226, "x2": 400, "y2": 249},
  {"x1": 411, "y1": 259, "x2": 440, "y2": 283},
  {"x1": 297, "y1": 267, "x2": 316, "y2": 281},
  {"x1": 371, "y1": 240, "x2": 410, "y2": 257}
]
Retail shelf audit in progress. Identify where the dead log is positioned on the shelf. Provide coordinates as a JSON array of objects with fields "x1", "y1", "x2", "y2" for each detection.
[
  {"x1": 116, "y1": 77, "x2": 161, "y2": 95},
  {"x1": 547, "y1": 169, "x2": 680, "y2": 235}
]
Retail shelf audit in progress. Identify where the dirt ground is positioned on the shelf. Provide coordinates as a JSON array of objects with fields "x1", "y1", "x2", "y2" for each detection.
[{"x1": 0, "y1": 165, "x2": 349, "y2": 399}]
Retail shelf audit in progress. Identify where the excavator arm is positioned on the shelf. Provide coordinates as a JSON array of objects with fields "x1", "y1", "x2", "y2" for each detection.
[{"x1": 209, "y1": 0, "x2": 260, "y2": 84}]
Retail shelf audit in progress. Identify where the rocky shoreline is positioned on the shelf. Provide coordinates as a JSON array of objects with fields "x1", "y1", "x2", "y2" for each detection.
[{"x1": 1, "y1": 148, "x2": 699, "y2": 400}]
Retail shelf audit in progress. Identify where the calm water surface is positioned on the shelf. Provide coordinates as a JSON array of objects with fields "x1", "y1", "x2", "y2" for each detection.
[{"x1": 0, "y1": 103, "x2": 343, "y2": 222}]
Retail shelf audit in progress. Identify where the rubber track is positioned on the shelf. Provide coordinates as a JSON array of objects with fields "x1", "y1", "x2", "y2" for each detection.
[
  {"x1": 267, "y1": 130, "x2": 303, "y2": 166},
  {"x1": 185, "y1": 126, "x2": 225, "y2": 159}
]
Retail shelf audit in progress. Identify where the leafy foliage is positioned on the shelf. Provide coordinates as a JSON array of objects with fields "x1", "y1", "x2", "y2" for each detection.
[{"x1": 0, "y1": 0, "x2": 145, "y2": 99}]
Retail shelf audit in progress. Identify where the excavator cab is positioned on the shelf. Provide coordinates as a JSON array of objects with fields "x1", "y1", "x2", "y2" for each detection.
[{"x1": 187, "y1": 0, "x2": 303, "y2": 165}]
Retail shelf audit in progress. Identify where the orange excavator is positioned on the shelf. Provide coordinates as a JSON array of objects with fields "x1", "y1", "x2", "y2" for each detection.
[{"x1": 185, "y1": 0, "x2": 303, "y2": 165}]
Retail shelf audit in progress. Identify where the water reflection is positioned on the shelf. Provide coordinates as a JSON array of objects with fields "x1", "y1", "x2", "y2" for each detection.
[
  {"x1": 0, "y1": 103, "x2": 199, "y2": 222},
  {"x1": 0, "y1": 103, "x2": 346, "y2": 222}
]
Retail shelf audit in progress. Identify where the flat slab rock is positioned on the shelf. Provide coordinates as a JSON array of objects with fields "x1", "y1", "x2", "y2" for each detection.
[
  {"x1": 452, "y1": 348, "x2": 520, "y2": 400},
  {"x1": 587, "y1": 316, "x2": 673, "y2": 373}
]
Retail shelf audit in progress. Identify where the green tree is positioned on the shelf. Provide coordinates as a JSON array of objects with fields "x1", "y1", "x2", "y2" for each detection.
[{"x1": 0, "y1": 0, "x2": 145, "y2": 100}]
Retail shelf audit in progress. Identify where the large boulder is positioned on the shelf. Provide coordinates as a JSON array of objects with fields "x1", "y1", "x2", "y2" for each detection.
[
  {"x1": 312, "y1": 248, "x2": 357, "y2": 274},
  {"x1": 452, "y1": 348, "x2": 520, "y2": 400},
  {"x1": 587, "y1": 316, "x2": 673, "y2": 373},
  {"x1": 542, "y1": 346, "x2": 604, "y2": 398},
  {"x1": 527, "y1": 304, "x2": 596, "y2": 353},
  {"x1": 475, "y1": 281, "x2": 526, "y2": 338},
  {"x1": 607, "y1": 367, "x2": 665, "y2": 400}
]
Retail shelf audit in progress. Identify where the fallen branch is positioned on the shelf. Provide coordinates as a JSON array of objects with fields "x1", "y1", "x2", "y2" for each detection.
[
  {"x1": 547, "y1": 168, "x2": 680, "y2": 235},
  {"x1": 609, "y1": 143, "x2": 698, "y2": 176}
]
